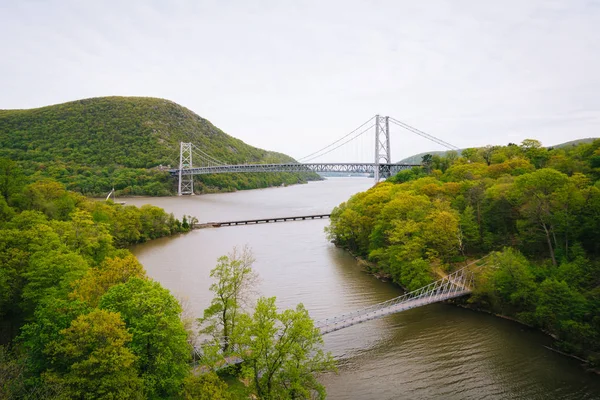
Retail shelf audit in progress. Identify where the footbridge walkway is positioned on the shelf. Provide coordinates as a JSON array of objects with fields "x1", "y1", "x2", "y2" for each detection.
[{"x1": 315, "y1": 265, "x2": 474, "y2": 334}]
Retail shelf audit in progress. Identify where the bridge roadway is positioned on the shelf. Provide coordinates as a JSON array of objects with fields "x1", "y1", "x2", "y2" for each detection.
[
  {"x1": 170, "y1": 162, "x2": 419, "y2": 177},
  {"x1": 194, "y1": 214, "x2": 330, "y2": 228}
]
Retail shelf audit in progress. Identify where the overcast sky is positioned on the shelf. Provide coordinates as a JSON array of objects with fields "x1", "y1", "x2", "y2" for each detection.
[{"x1": 1, "y1": 0, "x2": 599, "y2": 161}]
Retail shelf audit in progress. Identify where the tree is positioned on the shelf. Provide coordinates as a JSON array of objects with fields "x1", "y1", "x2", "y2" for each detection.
[
  {"x1": 487, "y1": 248, "x2": 536, "y2": 312},
  {"x1": 20, "y1": 298, "x2": 91, "y2": 378},
  {"x1": 521, "y1": 139, "x2": 549, "y2": 168},
  {"x1": 511, "y1": 169, "x2": 569, "y2": 266},
  {"x1": 460, "y1": 205, "x2": 480, "y2": 252},
  {"x1": 199, "y1": 246, "x2": 258, "y2": 354},
  {"x1": 0, "y1": 158, "x2": 23, "y2": 203},
  {"x1": 70, "y1": 253, "x2": 147, "y2": 307},
  {"x1": 534, "y1": 278, "x2": 586, "y2": 332},
  {"x1": 421, "y1": 154, "x2": 433, "y2": 173},
  {"x1": 478, "y1": 145, "x2": 499, "y2": 166},
  {"x1": 22, "y1": 180, "x2": 77, "y2": 221},
  {"x1": 234, "y1": 297, "x2": 336, "y2": 400},
  {"x1": 21, "y1": 249, "x2": 88, "y2": 317},
  {"x1": 50, "y1": 210, "x2": 114, "y2": 263},
  {"x1": 181, "y1": 373, "x2": 232, "y2": 400},
  {"x1": 99, "y1": 278, "x2": 190, "y2": 399},
  {"x1": 460, "y1": 148, "x2": 481, "y2": 163},
  {"x1": 42, "y1": 309, "x2": 143, "y2": 399}
]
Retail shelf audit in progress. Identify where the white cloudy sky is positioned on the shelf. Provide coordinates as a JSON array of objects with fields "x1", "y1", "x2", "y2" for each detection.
[{"x1": 1, "y1": 0, "x2": 599, "y2": 161}]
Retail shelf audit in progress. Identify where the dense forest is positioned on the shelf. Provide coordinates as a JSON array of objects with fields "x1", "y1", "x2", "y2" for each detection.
[
  {"x1": 0, "y1": 159, "x2": 332, "y2": 399},
  {"x1": 326, "y1": 139, "x2": 600, "y2": 365},
  {"x1": 0, "y1": 159, "x2": 197, "y2": 398},
  {"x1": 0, "y1": 97, "x2": 318, "y2": 196}
]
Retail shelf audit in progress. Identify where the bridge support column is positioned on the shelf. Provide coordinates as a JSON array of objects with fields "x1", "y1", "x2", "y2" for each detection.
[
  {"x1": 178, "y1": 142, "x2": 194, "y2": 195},
  {"x1": 374, "y1": 115, "x2": 391, "y2": 183}
]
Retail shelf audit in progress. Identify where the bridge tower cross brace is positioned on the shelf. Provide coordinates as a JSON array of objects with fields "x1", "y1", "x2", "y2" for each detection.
[
  {"x1": 178, "y1": 142, "x2": 194, "y2": 196},
  {"x1": 374, "y1": 115, "x2": 391, "y2": 182}
]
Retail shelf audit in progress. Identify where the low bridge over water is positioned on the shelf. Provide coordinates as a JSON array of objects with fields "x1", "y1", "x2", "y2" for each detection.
[{"x1": 195, "y1": 214, "x2": 330, "y2": 228}]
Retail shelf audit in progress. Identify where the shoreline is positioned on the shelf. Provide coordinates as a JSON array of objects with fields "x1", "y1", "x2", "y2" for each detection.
[{"x1": 340, "y1": 245, "x2": 599, "y2": 373}]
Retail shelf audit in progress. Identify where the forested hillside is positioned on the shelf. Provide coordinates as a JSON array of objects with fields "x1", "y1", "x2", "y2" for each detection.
[
  {"x1": 0, "y1": 97, "x2": 317, "y2": 196},
  {"x1": 327, "y1": 139, "x2": 600, "y2": 365},
  {"x1": 0, "y1": 164, "x2": 200, "y2": 398}
]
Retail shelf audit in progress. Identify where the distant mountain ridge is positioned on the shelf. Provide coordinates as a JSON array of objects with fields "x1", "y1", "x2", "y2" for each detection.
[
  {"x1": 396, "y1": 138, "x2": 598, "y2": 164},
  {"x1": 0, "y1": 96, "x2": 316, "y2": 195}
]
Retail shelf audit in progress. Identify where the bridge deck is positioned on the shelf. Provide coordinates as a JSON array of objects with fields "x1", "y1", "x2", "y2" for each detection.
[
  {"x1": 171, "y1": 162, "x2": 419, "y2": 176},
  {"x1": 316, "y1": 288, "x2": 470, "y2": 335},
  {"x1": 194, "y1": 214, "x2": 330, "y2": 228}
]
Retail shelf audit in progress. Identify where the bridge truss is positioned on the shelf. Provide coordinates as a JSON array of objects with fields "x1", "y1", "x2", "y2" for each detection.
[
  {"x1": 315, "y1": 266, "x2": 475, "y2": 335},
  {"x1": 172, "y1": 162, "x2": 416, "y2": 178}
]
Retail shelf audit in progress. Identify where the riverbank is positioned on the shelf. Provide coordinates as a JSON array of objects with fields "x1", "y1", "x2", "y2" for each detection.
[{"x1": 342, "y1": 245, "x2": 600, "y2": 373}]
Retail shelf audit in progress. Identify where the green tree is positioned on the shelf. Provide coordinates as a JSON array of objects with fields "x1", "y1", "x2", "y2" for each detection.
[
  {"x1": 51, "y1": 210, "x2": 114, "y2": 263},
  {"x1": 534, "y1": 278, "x2": 586, "y2": 333},
  {"x1": 483, "y1": 248, "x2": 536, "y2": 313},
  {"x1": 521, "y1": 139, "x2": 549, "y2": 168},
  {"x1": 199, "y1": 246, "x2": 258, "y2": 355},
  {"x1": 70, "y1": 253, "x2": 147, "y2": 307},
  {"x1": 511, "y1": 168, "x2": 569, "y2": 266},
  {"x1": 0, "y1": 158, "x2": 23, "y2": 203},
  {"x1": 20, "y1": 298, "x2": 91, "y2": 378},
  {"x1": 42, "y1": 309, "x2": 143, "y2": 399},
  {"x1": 421, "y1": 154, "x2": 433, "y2": 173},
  {"x1": 181, "y1": 373, "x2": 232, "y2": 400},
  {"x1": 21, "y1": 249, "x2": 88, "y2": 318},
  {"x1": 478, "y1": 145, "x2": 499, "y2": 166},
  {"x1": 235, "y1": 297, "x2": 336, "y2": 400},
  {"x1": 99, "y1": 278, "x2": 190, "y2": 399},
  {"x1": 460, "y1": 205, "x2": 480, "y2": 252}
]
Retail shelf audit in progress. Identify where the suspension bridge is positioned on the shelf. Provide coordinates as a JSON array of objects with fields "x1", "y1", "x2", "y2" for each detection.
[
  {"x1": 196, "y1": 261, "x2": 483, "y2": 370},
  {"x1": 315, "y1": 265, "x2": 475, "y2": 334},
  {"x1": 171, "y1": 115, "x2": 459, "y2": 195}
]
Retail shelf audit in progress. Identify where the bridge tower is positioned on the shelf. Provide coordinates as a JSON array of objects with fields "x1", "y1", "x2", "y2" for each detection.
[
  {"x1": 178, "y1": 142, "x2": 194, "y2": 196},
  {"x1": 374, "y1": 115, "x2": 391, "y2": 182}
]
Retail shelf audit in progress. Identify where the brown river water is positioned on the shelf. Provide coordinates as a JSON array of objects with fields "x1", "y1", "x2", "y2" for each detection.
[{"x1": 128, "y1": 178, "x2": 600, "y2": 399}]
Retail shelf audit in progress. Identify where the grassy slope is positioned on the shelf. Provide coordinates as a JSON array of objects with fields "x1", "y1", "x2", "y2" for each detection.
[{"x1": 0, "y1": 96, "x2": 316, "y2": 195}]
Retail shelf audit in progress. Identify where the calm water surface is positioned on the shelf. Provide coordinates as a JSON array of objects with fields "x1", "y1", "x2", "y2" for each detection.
[{"x1": 129, "y1": 178, "x2": 600, "y2": 399}]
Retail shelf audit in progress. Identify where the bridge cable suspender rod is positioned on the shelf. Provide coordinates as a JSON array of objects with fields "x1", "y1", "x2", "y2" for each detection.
[
  {"x1": 300, "y1": 122, "x2": 376, "y2": 163},
  {"x1": 297, "y1": 115, "x2": 376, "y2": 162},
  {"x1": 191, "y1": 143, "x2": 226, "y2": 166},
  {"x1": 389, "y1": 117, "x2": 460, "y2": 151}
]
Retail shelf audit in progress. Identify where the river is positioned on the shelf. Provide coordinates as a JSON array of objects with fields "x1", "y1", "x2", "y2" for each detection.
[{"x1": 128, "y1": 178, "x2": 600, "y2": 399}]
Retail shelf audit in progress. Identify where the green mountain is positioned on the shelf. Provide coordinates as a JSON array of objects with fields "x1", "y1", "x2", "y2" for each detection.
[
  {"x1": 397, "y1": 138, "x2": 598, "y2": 164},
  {"x1": 0, "y1": 97, "x2": 317, "y2": 195},
  {"x1": 550, "y1": 137, "x2": 597, "y2": 149}
]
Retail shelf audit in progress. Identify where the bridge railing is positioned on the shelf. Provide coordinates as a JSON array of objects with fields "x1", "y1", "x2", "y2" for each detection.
[{"x1": 314, "y1": 267, "x2": 474, "y2": 331}]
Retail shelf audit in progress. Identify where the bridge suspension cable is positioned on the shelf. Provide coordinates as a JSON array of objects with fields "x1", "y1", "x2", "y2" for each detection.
[
  {"x1": 191, "y1": 143, "x2": 226, "y2": 166},
  {"x1": 389, "y1": 117, "x2": 460, "y2": 151},
  {"x1": 297, "y1": 116, "x2": 376, "y2": 162},
  {"x1": 300, "y1": 122, "x2": 376, "y2": 163}
]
